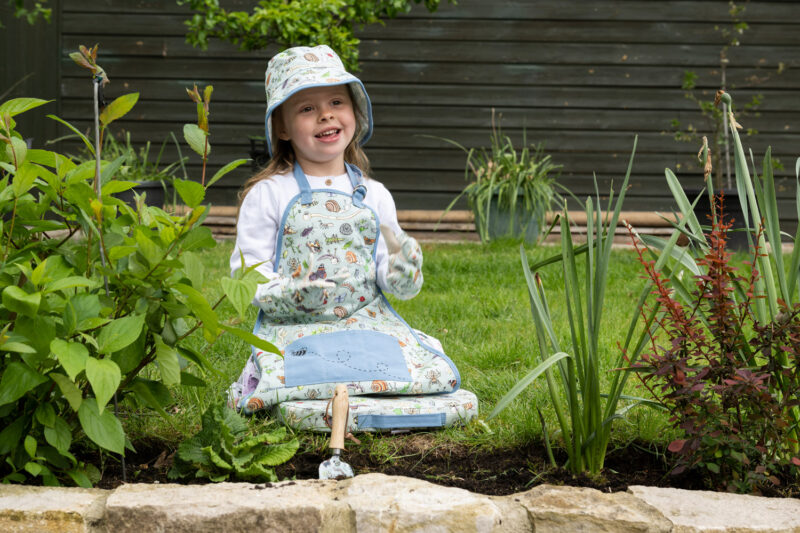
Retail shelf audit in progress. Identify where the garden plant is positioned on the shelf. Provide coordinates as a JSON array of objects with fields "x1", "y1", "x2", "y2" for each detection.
[
  {"x1": 487, "y1": 137, "x2": 662, "y2": 476},
  {"x1": 628, "y1": 91, "x2": 800, "y2": 493},
  {"x1": 0, "y1": 46, "x2": 288, "y2": 486},
  {"x1": 433, "y1": 111, "x2": 563, "y2": 244}
]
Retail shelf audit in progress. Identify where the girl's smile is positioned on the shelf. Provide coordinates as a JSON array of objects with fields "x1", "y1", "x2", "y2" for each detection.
[{"x1": 277, "y1": 85, "x2": 356, "y2": 176}]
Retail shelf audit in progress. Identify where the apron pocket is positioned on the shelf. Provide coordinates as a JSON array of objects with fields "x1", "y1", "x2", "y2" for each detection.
[{"x1": 283, "y1": 330, "x2": 413, "y2": 387}]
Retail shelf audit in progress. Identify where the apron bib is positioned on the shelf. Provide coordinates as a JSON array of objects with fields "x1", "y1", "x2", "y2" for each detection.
[{"x1": 230, "y1": 163, "x2": 460, "y2": 413}]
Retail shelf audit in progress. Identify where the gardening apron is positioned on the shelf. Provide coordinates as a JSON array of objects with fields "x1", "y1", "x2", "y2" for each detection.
[{"x1": 231, "y1": 163, "x2": 460, "y2": 413}]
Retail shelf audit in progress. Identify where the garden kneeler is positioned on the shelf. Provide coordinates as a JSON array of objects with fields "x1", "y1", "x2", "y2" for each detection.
[{"x1": 319, "y1": 384, "x2": 354, "y2": 479}]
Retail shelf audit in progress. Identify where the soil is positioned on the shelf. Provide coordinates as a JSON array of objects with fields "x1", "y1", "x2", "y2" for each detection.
[{"x1": 93, "y1": 434, "x2": 756, "y2": 497}]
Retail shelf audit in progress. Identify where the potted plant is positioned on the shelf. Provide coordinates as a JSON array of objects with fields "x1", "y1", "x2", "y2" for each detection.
[{"x1": 435, "y1": 112, "x2": 562, "y2": 243}]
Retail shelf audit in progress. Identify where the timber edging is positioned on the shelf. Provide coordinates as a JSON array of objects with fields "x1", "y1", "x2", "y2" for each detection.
[{"x1": 180, "y1": 206, "x2": 678, "y2": 245}]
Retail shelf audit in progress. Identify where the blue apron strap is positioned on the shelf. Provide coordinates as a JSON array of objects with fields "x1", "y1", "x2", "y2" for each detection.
[
  {"x1": 346, "y1": 163, "x2": 367, "y2": 207},
  {"x1": 292, "y1": 163, "x2": 313, "y2": 205}
]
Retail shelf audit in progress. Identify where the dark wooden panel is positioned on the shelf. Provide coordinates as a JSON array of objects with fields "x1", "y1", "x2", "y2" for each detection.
[
  {"x1": 408, "y1": 1, "x2": 800, "y2": 23},
  {"x1": 61, "y1": 0, "x2": 800, "y2": 24},
  {"x1": 56, "y1": 40, "x2": 800, "y2": 88},
  {"x1": 60, "y1": 99, "x2": 800, "y2": 135},
  {"x1": 61, "y1": 78, "x2": 800, "y2": 114},
  {"x1": 358, "y1": 19, "x2": 800, "y2": 46},
  {"x1": 359, "y1": 41, "x2": 798, "y2": 69},
  {"x1": 61, "y1": 14, "x2": 800, "y2": 46},
  {"x1": 2, "y1": 3, "x2": 61, "y2": 144}
]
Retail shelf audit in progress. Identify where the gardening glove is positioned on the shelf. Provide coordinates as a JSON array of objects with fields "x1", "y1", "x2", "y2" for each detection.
[
  {"x1": 254, "y1": 256, "x2": 340, "y2": 316},
  {"x1": 381, "y1": 224, "x2": 423, "y2": 300}
]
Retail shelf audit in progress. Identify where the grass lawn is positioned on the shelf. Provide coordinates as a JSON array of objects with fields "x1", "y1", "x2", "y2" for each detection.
[{"x1": 123, "y1": 237, "x2": 679, "y2": 462}]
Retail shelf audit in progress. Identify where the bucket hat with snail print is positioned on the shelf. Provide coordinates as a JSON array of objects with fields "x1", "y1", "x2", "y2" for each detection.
[{"x1": 264, "y1": 44, "x2": 373, "y2": 156}]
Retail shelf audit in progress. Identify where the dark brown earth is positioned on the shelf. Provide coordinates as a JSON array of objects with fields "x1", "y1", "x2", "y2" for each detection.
[{"x1": 92, "y1": 434, "x2": 736, "y2": 496}]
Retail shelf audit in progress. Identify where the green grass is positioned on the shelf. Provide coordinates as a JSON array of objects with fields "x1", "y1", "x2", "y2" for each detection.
[{"x1": 123, "y1": 237, "x2": 678, "y2": 455}]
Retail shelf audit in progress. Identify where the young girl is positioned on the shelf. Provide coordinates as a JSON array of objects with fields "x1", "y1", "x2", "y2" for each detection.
[{"x1": 228, "y1": 45, "x2": 460, "y2": 413}]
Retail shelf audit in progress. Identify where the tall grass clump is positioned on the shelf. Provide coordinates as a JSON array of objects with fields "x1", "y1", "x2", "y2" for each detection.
[{"x1": 488, "y1": 137, "x2": 662, "y2": 475}]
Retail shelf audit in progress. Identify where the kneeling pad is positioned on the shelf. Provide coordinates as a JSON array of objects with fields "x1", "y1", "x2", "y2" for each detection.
[{"x1": 271, "y1": 389, "x2": 478, "y2": 433}]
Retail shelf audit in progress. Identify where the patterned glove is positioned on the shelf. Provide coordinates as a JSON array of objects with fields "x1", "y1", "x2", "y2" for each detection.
[
  {"x1": 380, "y1": 224, "x2": 423, "y2": 300},
  {"x1": 254, "y1": 256, "x2": 337, "y2": 316}
]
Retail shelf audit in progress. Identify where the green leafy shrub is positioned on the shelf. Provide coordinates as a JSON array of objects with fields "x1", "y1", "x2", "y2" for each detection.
[
  {"x1": 0, "y1": 48, "x2": 274, "y2": 486},
  {"x1": 169, "y1": 403, "x2": 299, "y2": 482}
]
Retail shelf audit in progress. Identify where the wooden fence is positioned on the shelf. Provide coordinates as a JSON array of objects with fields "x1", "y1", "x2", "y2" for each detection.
[{"x1": 5, "y1": 0, "x2": 799, "y2": 225}]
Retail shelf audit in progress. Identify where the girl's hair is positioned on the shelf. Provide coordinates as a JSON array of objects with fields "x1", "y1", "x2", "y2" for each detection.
[{"x1": 238, "y1": 86, "x2": 372, "y2": 208}]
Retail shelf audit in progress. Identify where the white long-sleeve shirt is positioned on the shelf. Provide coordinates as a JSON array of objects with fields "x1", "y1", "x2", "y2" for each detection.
[{"x1": 230, "y1": 170, "x2": 403, "y2": 294}]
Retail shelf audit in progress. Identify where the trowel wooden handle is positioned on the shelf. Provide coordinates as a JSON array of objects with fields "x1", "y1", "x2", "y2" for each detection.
[{"x1": 330, "y1": 384, "x2": 349, "y2": 450}]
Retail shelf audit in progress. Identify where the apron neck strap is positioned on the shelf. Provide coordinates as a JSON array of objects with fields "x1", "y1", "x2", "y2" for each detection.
[{"x1": 292, "y1": 162, "x2": 367, "y2": 206}]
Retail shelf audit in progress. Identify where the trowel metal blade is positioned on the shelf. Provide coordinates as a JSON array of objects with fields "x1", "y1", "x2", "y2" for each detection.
[{"x1": 319, "y1": 453, "x2": 354, "y2": 480}]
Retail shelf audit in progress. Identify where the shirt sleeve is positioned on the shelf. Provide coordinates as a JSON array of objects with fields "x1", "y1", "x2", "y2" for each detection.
[
  {"x1": 370, "y1": 181, "x2": 403, "y2": 294},
  {"x1": 230, "y1": 182, "x2": 281, "y2": 281}
]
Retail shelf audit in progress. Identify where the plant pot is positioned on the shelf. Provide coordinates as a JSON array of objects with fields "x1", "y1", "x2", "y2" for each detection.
[
  {"x1": 117, "y1": 180, "x2": 166, "y2": 208},
  {"x1": 683, "y1": 187, "x2": 751, "y2": 250},
  {"x1": 476, "y1": 196, "x2": 543, "y2": 244}
]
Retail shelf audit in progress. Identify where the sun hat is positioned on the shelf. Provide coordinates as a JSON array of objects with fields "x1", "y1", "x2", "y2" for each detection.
[{"x1": 264, "y1": 45, "x2": 373, "y2": 156}]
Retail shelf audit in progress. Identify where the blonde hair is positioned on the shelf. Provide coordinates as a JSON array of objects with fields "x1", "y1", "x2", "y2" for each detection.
[{"x1": 238, "y1": 86, "x2": 372, "y2": 210}]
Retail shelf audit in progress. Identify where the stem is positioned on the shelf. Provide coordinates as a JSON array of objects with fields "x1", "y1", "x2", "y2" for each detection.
[
  {"x1": 3, "y1": 198, "x2": 18, "y2": 261},
  {"x1": 201, "y1": 136, "x2": 208, "y2": 186}
]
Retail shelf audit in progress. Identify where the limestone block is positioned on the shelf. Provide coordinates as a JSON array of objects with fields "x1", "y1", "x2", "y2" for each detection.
[
  {"x1": 628, "y1": 485, "x2": 800, "y2": 532},
  {"x1": 515, "y1": 484, "x2": 671, "y2": 533},
  {"x1": 104, "y1": 481, "x2": 354, "y2": 533},
  {"x1": 0, "y1": 485, "x2": 108, "y2": 533},
  {"x1": 340, "y1": 473, "x2": 507, "y2": 533}
]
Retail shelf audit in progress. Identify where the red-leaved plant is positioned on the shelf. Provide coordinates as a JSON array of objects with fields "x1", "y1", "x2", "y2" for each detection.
[{"x1": 629, "y1": 195, "x2": 800, "y2": 493}]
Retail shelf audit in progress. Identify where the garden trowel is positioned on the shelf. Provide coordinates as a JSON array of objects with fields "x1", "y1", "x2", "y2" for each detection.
[{"x1": 319, "y1": 384, "x2": 354, "y2": 480}]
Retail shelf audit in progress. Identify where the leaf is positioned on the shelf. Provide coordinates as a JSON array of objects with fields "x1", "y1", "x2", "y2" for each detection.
[
  {"x1": 66, "y1": 469, "x2": 93, "y2": 488},
  {"x1": 24, "y1": 435, "x2": 37, "y2": 459},
  {"x1": 182, "y1": 252, "x2": 205, "y2": 289},
  {"x1": 47, "y1": 115, "x2": 94, "y2": 156},
  {"x1": 50, "y1": 339, "x2": 89, "y2": 381},
  {"x1": 257, "y1": 439, "x2": 299, "y2": 466},
  {"x1": 108, "y1": 245, "x2": 138, "y2": 260},
  {"x1": 99, "y1": 93, "x2": 139, "y2": 126},
  {"x1": 219, "y1": 323, "x2": 281, "y2": 356},
  {"x1": 44, "y1": 416, "x2": 72, "y2": 453},
  {"x1": 206, "y1": 158, "x2": 249, "y2": 189},
  {"x1": 181, "y1": 225, "x2": 215, "y2": 251},
  {"x1": 50, "y1": 373, "x2": 82, "y2": 411},
  {"x1": 174, "y1": 283, "x2": 218, "y2": 336},
  {"x1": 202, "y1": 445, "x2": 232, "y2": 470},
  {"x1": 0, "y1": 416, "x2": 27, "y2": 455},
  {"x1": 2, "y1": 286, "x2": 41, "y2": 318},
  {"x1": 0, "y1": 361, "x2": 48, "y2": 407},
  {"x1": 6, "y1": 137, "x2": 28, "y2": 168},
  {"x1": 180, "y1": 371, "x2": 206, "y2": 387},
  {"x1": 668, "y1": 439, "x2": 686, "y2": 453},
  {"x1": 0, "y1": 98, "x2": 52, "y2": 118},
  {"x1": 155, "y1": 335, "x2": 181, "y2": 386},
  {"x1": 34, "y1": 403, "x2": 56, "y2": 428},
  {"x1": 78, "y1": 398, "x2": 125, "y2": 455},
  {"x1": 220, "y1": 277, "x2": 257, "y2": 320},
  {"x1": 174, "y1": 178, "x2": 205, "y2": 208},
  {"x1": 101, "y1": 180, "x2": 139, "y2": 196},
  {"x1": 10, "y1": 161, "x2": 37, "y2": 197},
  {"x1": 84, "y1": 357, "x2": 121, "y2": 414},
  {"x1": 183, "y1": 123, "x2": 209, "y2": 157},
  {"x1": 97, "y1": 314, "x2": 145, "y2": 354},
  {"x1": 127, "y1": 378, "x2": 171, "y2": 418},
  {"x1": 44, "y1": 276, "x2": 96, "y2": 294},
  {"x1": 487, "y1": 351, "x2": 571, "y2": 420}
]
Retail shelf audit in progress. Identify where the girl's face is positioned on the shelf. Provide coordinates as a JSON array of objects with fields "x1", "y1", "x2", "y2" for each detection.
[{"x1": 277, "y1": 85, "x2": 357, "y2": 176}]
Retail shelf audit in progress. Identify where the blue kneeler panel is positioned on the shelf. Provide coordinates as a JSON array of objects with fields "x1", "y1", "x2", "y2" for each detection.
[{"x1": 283, "y1": 330, "x2": 413, "y2": 387}]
